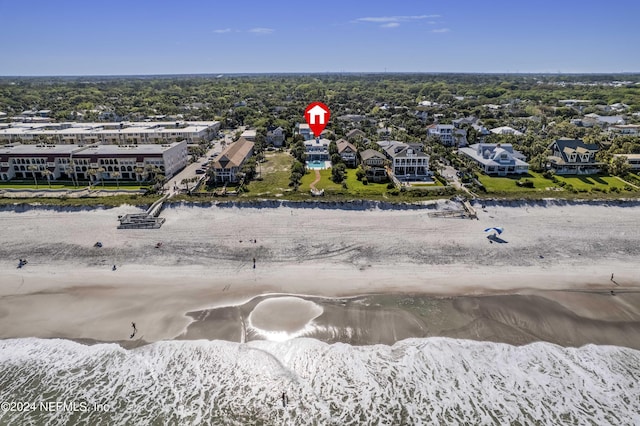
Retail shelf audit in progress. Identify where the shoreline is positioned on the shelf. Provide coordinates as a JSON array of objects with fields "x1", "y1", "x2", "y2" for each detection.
[
  {"x1": 2, "y1": 195, "x2": 640, "y2": 213},
  {"x1": 2, "y1": 262, "x2": 638, "y2": 347},
  {"x1": 1, "y1": 202, "x2": 639, "y2": 349}
]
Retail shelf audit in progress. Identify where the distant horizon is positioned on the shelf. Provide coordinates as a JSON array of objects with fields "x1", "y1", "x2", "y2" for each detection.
[
  {"x1": 1, "y1": 71, "x2": 640, "y2": 79},
  {"x1": 2, "y1": 0, "x2": 640, "y2": 76}
]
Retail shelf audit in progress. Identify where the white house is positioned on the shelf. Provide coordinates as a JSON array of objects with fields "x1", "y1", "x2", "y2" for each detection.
[
  {"x1": 304, "y1": 138, "x2": 330, "y2": 162},
  {"x1": 583, "y1": 113, "x2": 625, "y2": 127},
  {"x1": 489, "y1": 126, "x2": 523, "y2": 136},
  {"x1": 427, "y1": 124, "x2": 454, "y2": 145},
  {"x1": 458, "y1": 143, "x2": 529, "y2": 176}
]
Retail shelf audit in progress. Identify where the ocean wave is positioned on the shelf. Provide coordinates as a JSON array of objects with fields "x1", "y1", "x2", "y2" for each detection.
[{"x1": 0, "y1": 338, "x2": 638, "y2": 425}]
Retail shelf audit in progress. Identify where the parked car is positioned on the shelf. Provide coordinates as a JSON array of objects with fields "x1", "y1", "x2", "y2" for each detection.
[{"x1": 195, "y1": 169, "x2": 205, "y2": 174}]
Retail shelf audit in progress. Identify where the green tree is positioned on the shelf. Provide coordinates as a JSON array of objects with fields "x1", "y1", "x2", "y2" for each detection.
[
  {"x1": 331, "y1": 163, "x2": 346, "y2": 183},
  {"x1": 608, "y1": 155, "x2": 631, "y2": 176}
]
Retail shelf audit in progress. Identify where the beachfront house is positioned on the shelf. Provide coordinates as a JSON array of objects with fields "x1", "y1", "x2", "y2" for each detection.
[
  {"x1": 359, "y1": 149, "x2": 388, "y2": 182},
  {"x1": 458, "y1": 143, "x2": 529, "y2": 176},
  {"x1": 547, "y1": 139, "x2": 602, "y2": 175},
  {"x1": 304, "y1": 138, "x2": 330, "y2": 162},
  {"x1": 336, "y1": 139, "x2": 358, "y2": 167},
  {"x1": 212, "y1": 137, "x2": 255, "y2": 183},
  {"x1": 378, "y1": 141, "x2": 430, "y2": 180}
]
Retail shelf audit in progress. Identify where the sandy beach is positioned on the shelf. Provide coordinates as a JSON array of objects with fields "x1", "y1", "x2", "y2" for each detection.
[{"x1": 1, "y1": 200, "x2": 639, "y2": 348}]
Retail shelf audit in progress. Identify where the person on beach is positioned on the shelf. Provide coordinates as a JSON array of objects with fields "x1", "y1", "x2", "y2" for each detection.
[
  {"x1": 132, "y1": 322, "x2": 137, "y2": 332},
  {"x1": 112, "y1": 265, "x2": 117, "y2": 271},
  {"x1": 282, "y1": 392, "x2": 287, "y2": 407},
  {"x1": 611, "y1": 273, "x2": 614, "y2": 281},
  {"x1": 253, "y1": 257, "x2": 256, "y2": 269}
]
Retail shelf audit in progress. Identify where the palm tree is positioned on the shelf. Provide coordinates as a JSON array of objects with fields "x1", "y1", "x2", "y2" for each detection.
[
  {"x1": 97, "y1": 167, "x2": 106, "y2": 186},
  {"x1": 112, "y1": 171, "x2": 121, "y2": 188},
  {"x1": 28, "y1": 164, "x2": 39, "y2": 188},
  {"x1": 181, "y1": 178, "x2": 190, "y2": 191},
  {"x1": 42, "y1": 169, "x2": 53, "y2": 188},
  {"x1": 206, "y1": 167, "x2": 216, "y2": 187},
  {"x1": 135, "y1": 167, "x2": 145, "y2": 182},
  {"x1": 87, "y1": 169, "x2": 98, "y2": 188},
  {"x1": 66, "y1": 160, "x2": 78, "y2": 187}
]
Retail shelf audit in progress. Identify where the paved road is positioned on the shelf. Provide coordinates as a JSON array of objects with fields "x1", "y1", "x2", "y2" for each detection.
[{"x1": 165, "y1": 139, "x2": 226, "y2": 196}]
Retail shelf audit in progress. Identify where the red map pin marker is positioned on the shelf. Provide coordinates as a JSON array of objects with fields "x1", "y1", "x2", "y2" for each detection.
[{"x1": 304, "y1": 102, "x2": 330, "y2": 137}]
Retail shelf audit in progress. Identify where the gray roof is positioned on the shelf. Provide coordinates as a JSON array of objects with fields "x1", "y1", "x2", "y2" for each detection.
[
  {"x1": 459, "y1": 143, "x2": 529, "y2": 168},
  {"x1": 337, "y1": 139, "x2": 357, "y2": 154},
  {"x1": 360, "y1": 149, "x2": 386, "y2": 162},
  {"x1": 392, "y1": 147, "x2": 430, "y2": 160},
  {"x1": 548, "y1": 139, "x2": 599, "y2": 164}
]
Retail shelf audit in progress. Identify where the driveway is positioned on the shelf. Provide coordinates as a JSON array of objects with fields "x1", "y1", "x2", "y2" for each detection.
[{"x1": 442, "y1": 164, "x2": 475, "y2": 197}]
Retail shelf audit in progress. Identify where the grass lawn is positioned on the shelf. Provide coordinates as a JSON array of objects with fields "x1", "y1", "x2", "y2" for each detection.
[
  {"x1": 300, "y1": 169, "x2": 342, "y2": 192},
  {"x1": 343, "y1": 169, "x2": 389, "y2": 196},
  {"x1": 478, "y1": 172, "x2": 552, "y2": 193},
  {"x1": 553, "y1": 175, "x2": 628, "y2": 190},
  {"x1": 478, "y1": 171, "x2": 636, "y2": 197},
  {"x1": 243, "y1": 151, "x2": 293, "y2": 196}
]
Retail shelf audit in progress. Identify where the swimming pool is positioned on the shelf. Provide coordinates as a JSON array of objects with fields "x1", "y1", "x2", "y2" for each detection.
[{"x1": 306, "y1": 160, "x2": 330, "y2": 170}]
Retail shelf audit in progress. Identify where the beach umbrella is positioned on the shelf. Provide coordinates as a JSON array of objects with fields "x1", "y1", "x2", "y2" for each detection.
[{"x1": 484, "y1": 227, "x2": 503, "y2": 235}]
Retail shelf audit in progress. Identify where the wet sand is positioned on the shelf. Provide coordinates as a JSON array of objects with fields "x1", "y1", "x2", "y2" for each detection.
[
  {"x1": 0, "y1": 202, "x2": 639, "y2": 348},
  {"x1": 178, "y1": 291, "x2": 640, "y2": 350}
]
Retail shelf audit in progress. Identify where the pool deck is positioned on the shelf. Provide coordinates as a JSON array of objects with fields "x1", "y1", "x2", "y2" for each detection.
[{"x1": 306, "y1": 161, "x2": 331, "y2": 170}]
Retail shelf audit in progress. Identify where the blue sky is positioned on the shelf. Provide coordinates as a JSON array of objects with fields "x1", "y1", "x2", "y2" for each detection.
[{"x1": 1, "y1": 0, "x2": 639, "y2": 75}]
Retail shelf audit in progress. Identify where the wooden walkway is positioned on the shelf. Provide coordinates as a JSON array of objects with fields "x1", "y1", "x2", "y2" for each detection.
[{"x1": 310, "y1": 169, "x2": 321, "y2": 191}]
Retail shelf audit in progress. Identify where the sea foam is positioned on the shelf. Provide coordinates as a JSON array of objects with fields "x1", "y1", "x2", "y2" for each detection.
[{"x1": 0, "y1": 338, "x2": 638, "y2": 425}]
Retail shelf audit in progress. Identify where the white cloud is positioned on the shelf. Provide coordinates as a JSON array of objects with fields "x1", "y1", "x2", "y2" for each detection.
[
  {"x1": 213, "y1": 28, "x2": 231, "y2": 34},
  {"x1": 355, "y1": 14, "x2": 440, "y2": 23},
  {"x1": 249, "y1": 27, "x2": 274, "y2": 35},
  {"x1": 431, "y1": 28, "x2": 450, "y2": 33},
  {"x1": 381, "y1": 22, "x2": 400, "y2": 28}
]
